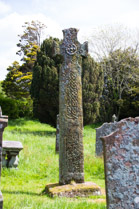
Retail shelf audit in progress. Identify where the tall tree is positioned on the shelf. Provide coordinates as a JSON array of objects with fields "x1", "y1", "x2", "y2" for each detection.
[
  {"x1": 100, "y1": 47, "x2": 139, "y2": 121},
  {"x1": 2, "y1": 20, "x2": 47, "y2": 100},
  {"x1": 87, "y1": 24, "x2": 138, "y2": 61},
  {"x1": 17, "y1": 20, "x2": 46, "y2": 63}
]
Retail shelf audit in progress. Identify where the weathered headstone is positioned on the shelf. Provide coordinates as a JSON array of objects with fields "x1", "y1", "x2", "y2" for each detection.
[
  {"x1": 54, "y1": 28, "x2": 88, "y2": 185},
  {"x1": 101, "y1": 117, "x2": 139, "y2": 209},
  {"x1": 0, "y1": 108, "x2": 8, "y2": 209},
  {"x1": 55, "y1": 114, "x2": 59, "y2": 153},
  {"x1": 96, "y1": 122, "x2": 118, "y2": 156}
]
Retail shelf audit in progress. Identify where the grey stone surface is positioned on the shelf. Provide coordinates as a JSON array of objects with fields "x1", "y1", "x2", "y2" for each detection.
[
  {"x1": 96, "y1": 122, "x2": 118, "y2": 156},
  {"x1": 101, "y1": 117, "x2": 139, "y2": 209},
  {"x1": 54, "y1": 28, "x2": 88, "y2": 185},
  {"x1": 2, "y1": 141, "x2": 23, "y2": 168}
]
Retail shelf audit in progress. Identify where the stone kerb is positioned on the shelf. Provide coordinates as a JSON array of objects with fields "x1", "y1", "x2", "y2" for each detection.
[
  {"x1": 101, "y1": 117, "x2": 139, "y2": 209},
  {"x1": 95, "y1": 122, "x2": 118, "y2": 156}
]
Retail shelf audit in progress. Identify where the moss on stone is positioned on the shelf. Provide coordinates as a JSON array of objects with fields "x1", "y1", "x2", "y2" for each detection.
[{"x1": 45, "y1": 182, "x2": 101, "y2": 197}]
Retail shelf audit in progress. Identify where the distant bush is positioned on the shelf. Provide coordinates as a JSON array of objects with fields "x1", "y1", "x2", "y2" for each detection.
[{"x1": 0, "y1": 95, "x2": 33, "y2": 119}]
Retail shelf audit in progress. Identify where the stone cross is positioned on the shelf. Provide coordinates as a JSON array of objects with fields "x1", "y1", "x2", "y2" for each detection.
[
  {"x1": 101, "y1": 117, "x2": 139, "y2": 209},
  {"x1": 54, "y1": 28, "x2": 88, "y2": 185},
  {"x1": 0, "y1": 109, "x2": 8, "y2": 209}
]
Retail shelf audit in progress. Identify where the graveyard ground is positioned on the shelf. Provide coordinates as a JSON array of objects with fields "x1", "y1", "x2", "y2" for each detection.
[{"x1": 1, "y1": 118, "x2": 106, "y2": 209}]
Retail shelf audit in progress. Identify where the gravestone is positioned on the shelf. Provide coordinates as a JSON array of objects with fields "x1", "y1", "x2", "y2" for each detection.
[
  {"x1": 54, "y1": 28, "x2": 88, "y2": 185},
  {"x1": 55, "y1": 114, "x2": 59, "y2": 153},
  {"x1": 0, "y1": 108, "x2": 8, "y2": 209},
  {"x1": 96, "y1": 122, "x2": 118, "y2": 156},
  {"x1": 101, "y1": 117, "x2": 139, "y2": 209}
]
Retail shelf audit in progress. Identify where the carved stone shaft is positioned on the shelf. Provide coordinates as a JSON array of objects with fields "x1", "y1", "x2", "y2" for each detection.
[{"x1": 58, "y1": 28, "x2": 88, "y2": 184}]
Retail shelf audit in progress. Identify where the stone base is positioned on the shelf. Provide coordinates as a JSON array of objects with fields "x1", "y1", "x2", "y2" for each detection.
[{"x1": 45, "y1": 182, "x2": 101, "y2": 198}]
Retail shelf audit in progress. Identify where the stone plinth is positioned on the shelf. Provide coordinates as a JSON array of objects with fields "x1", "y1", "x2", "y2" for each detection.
[
  {"x1": 101, "y1": 117, "x2": 139, "y2": 209},
  {"x1": 45, "y1": 182, "x2": 101, "y2": 197},
  {"x1": 2, "y1": 141, "x2": 23, "y2": 168},
  {"x1": 96, "y1": 122, "x2": 118, "y2": 156}
]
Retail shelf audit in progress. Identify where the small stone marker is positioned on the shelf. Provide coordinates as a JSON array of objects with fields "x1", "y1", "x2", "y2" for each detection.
[
  {"x1": 112, "y1": 114, "x2": 117, "y2": 122},
  {"x1": 101, "y1": 117, "x2": 139, "y2": 209},
  {"x1": 96, "y1": 122, "x2": 118, "y2": 156},
  {"x1": 55, "y1": 114, "x2": 59, "y2": 153},
  {"x1": 0, "y1": 108, "x2": 8, "y2": 209},
  {"x1": 2, "y1": 141, "x2": 23, "y2": 168}
]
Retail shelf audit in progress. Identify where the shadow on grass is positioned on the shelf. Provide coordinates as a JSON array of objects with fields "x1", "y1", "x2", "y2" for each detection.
[
  {"x1": 10, "y1": 130, "x2": 56, "y2": 137},
  {"x1": 8, "y1": 118, "x2": 35, "y2": 126},
  {"x1": 2, "y1": 190, "x2": 41, "y2": 196}
]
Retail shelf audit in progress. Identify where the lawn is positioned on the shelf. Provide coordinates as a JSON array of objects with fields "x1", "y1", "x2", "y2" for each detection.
[{"x1": 1, "y1": 118, "x2": 106, "y2": 209}]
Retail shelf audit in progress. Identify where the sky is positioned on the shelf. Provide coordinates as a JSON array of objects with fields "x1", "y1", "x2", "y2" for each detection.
[{"x1": 0, "y1": 0, "x2": 139, "y2": 80}]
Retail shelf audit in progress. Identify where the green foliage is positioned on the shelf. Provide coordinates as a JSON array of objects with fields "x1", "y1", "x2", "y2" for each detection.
[
  {"x1": 2, "y1": 118, "x2": 106, "y2": 209},
  {"x1": 119, "y1": 87, "x2": 139, "y2": 119},
  {"x1": 0, "y1": 81, "x2": 5, "y2": 96},
  {"x1": 82, "y1": 56, "x2": 103, "y2": 124},
  {"x1": 2, "y1": 61, "x2": 32, "y2": 99},
  {"x1": 0, "y1": 95, "x2": 33, "y2": 118}
]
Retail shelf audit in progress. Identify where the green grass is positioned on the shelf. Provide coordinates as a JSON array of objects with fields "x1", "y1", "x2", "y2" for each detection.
[{"x1": 1, "y1": 118, "x2": 106, "y2": 209}]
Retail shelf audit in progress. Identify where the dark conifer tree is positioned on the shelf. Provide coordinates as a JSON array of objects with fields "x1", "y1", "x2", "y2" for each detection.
[
  {"x1": 82, "y1": 55, "x2": 103, "y2": 124},
  {"x1": 31, "y1": 37, "x2": 62, "y2": 126}
]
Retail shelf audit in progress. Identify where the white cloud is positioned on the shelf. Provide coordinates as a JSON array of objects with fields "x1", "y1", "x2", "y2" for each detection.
[
  {"x1": 1, "y1": 0, "x2": 139, "y2": 80},
  {"x1": 116, "y1": 11, "x2": 139, "y2": 29},
  {"x1": 0, "y1": 1, "x2": 11, "y2": 15}
]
